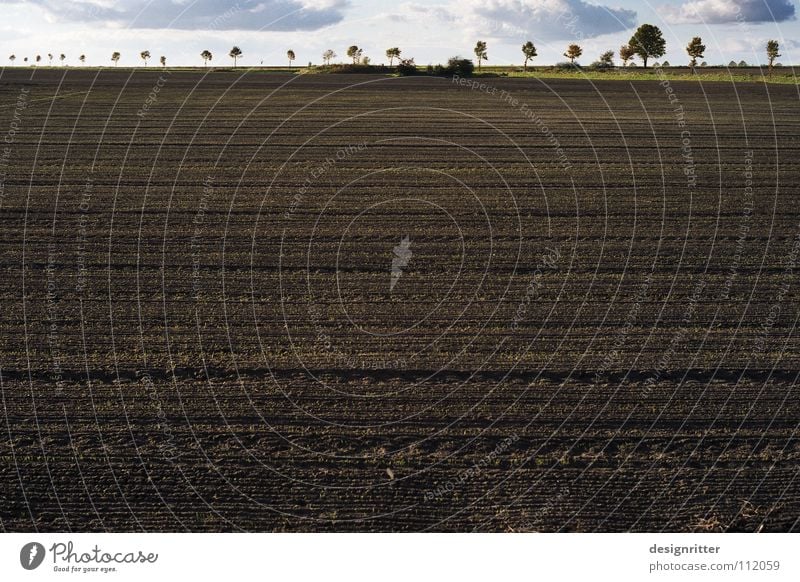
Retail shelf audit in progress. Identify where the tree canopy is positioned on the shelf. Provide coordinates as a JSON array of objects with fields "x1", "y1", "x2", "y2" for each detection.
[
  {"x1": 474, "y1": 41, "x2": 487, "y2": 70},
  {"x1": 229, "y1": 46, "x2": 242, "y2": 67},
  {"x1": 522, "y1": 41, "x2": 537, "y2": 71},
  {"x1": 347, "y1": 45, "x2": 363, "y2": 64},
  {"x1": 628, "y1": 24, "x2": 666, "y2": 68},
  {"x1": 564, "y1": 44, "x2": 582, "y2": 63},
  {"x1": 767, "y1": 40, "x2": 781, "y2": 74},
  {"x1": 686, "y1": 36, "x2": 705, "y2": 68},
  {"x1": 386, "y1": 47, "x2": 401, "y2": 66}
]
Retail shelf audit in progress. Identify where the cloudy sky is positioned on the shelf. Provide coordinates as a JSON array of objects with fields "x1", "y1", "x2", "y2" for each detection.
[{"x1": 0, "y1": 0, "x2": 796, "y2": 67}]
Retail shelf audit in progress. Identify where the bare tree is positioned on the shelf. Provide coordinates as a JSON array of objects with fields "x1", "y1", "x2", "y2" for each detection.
[{"x1": 322, "y1": 49, "x2": 336, "y2": 65}]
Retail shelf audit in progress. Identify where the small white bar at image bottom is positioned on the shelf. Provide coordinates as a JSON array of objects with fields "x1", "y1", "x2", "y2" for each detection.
[{"x1": 1, "y1": 533, "x2": 797, "y2": 581}]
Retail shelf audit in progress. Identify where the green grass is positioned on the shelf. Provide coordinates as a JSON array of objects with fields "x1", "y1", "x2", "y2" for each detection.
[{"x1": 479, "y1": 65, "x2": 799, "y2": 84}]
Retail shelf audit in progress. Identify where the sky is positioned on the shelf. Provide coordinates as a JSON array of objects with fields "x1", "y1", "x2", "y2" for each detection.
[{"x1": 0, "y1": 0, "x2": 797, "y2": 67}]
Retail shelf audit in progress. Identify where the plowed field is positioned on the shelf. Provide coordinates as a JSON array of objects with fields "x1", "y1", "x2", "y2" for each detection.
[{"x1": 1, "y1": 69, "x2": 799, "y2": 531}]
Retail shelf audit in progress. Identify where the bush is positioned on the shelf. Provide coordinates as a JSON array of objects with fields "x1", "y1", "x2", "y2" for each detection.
[
  {"x1": 448, "y1": 57, "x2": 475, "y2": 76},
  {"x1": 424, "y1": 57, "x2": 475, "y2": 77},
  {"x1": 396, "y1": 58, "x2": 418, "y2": 76},
  {"x1": 317, "y1": 63, "x2": 391, "y2": 74},
  {"x1": 554, "y1": 61, "x2": 582, "y2": 71}
]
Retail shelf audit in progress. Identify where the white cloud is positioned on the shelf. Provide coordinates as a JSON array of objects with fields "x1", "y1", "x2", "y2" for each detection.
[
  {"x1": 22, "y1": 0, "x2": 350, "y2": 31},
  {"x1": 406, "y1": 0, "x2": 637, "y2": 41},
  {"x1": 662, "y1": 0, "x2": 796, "y2": 24}
]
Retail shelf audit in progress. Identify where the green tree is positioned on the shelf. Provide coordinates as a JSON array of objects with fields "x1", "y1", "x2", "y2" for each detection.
[
  {"x1": 564, "y1": 44, "x2": 582, "y2": 63},
  {"x1": 160, "y1": 55, "x2": 166, "y2": 68},
  {"x1": 79, "y1": 54, "x2": 86, "y2": 65},
  {"x1": 598, "y1": 50, "x2": 614, "y2": 68},
  {"x1": 229, "y1": 46, "x2": 242, "y2": 67},
  {"x1": 386, "y1": 47, "x2": 401, "y2": 66},
  {"x1": 48, "y1": 53, "x2": 53, "y2": 65},
  {"x1": 686, "y1": 36, "x2": 705, "y2": 69},
  {"x1": 201, "y1": 50, "x2": 212, "y2": 67},
  {"x1": 59, "y1": 53, "x2": 66, "y2": 65},
  {"x1": 628, "y1": 24, "x2": 666, "y2": 68},
  {"x1": 140, "y1": 50, "x2": 150, "y2": 66},
  {"x1": 396, "y1": 58, "x2": 417, "y2": 75},
  {"x1": 8, "y1": 54, "x2": 15, "y2": 64},
  {"x1": 347, "y1": 45, "x2": 363, "y2": 64},
  {"x1": 35, "y1": 55, "x2": 41, "y2": 65},
  {"x1": 111, "y1": 52, "x2": 120, "y2": 66},
  {"x1": 287, "y1": 49, "x2": 296, "y2": 66},
  {"x1": 521, "y1": 41, "x2": 537, "y2": 71},
  {"x1": 766, "y1": 40, "x2": 780, "y2": 75},
  {"x1": 474, "y1": 40, "x2": 487, "y2": 70}
]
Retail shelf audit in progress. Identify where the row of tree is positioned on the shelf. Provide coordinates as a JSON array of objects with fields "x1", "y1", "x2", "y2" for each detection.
[
  {"x1": 7, "y1": 53, "x2": 83, "y2": 65},
  {"x1": 6, "y1": 25, "x2": 784, "y2": 74},
  {"x1": 310, "y1": 25, "x2": 782, "y2": 73},
  {"x1": 498, "y1": 24, "x2": 782, "y2": 73}
]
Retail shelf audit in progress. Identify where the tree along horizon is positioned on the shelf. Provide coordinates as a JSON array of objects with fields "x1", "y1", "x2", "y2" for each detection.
[{"x1": 629, "y1": 24, "x2": 666, "y2": 68}]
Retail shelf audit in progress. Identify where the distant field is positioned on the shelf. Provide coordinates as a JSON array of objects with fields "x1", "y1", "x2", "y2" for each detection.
[
  {"x1": 8, "y1": 63, "x2": 799, "y2": 84},
  {"x1": 1, "y1": 69, "x2": 799, "y2": 532}
]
